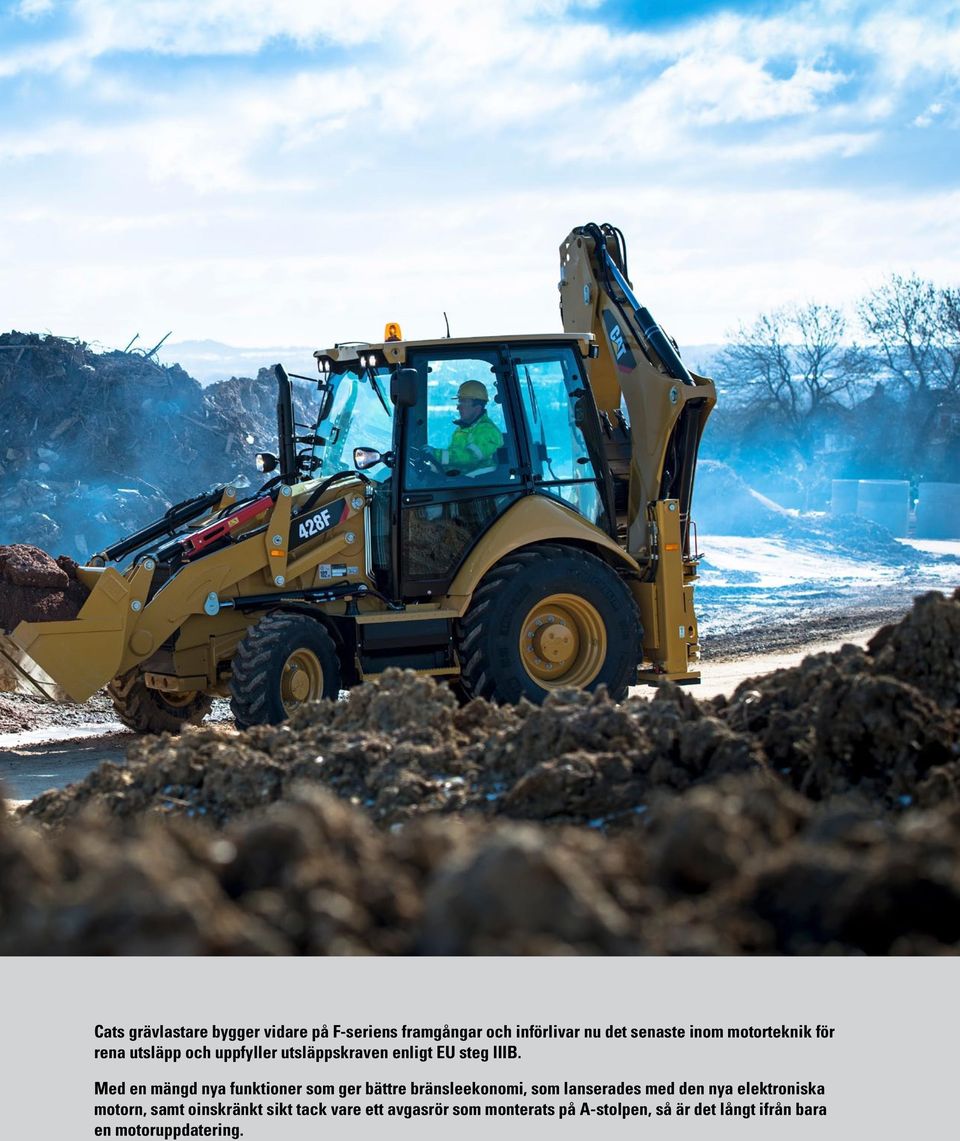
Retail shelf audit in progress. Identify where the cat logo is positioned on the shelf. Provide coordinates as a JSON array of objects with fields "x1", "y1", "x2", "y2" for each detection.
[{"x1": 602, "y1": 308, "x2": 637, "y2": 372}]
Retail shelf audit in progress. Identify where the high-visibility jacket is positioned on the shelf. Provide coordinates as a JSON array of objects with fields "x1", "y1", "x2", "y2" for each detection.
[{"x1": 435, "y1": 412, "x2": 503, "y2": 471}]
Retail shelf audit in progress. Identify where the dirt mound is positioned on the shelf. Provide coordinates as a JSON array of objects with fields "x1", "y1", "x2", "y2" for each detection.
[
  {"x1": 719, "y1": 589, "x2": 960, "y2": 807},
  {"x1": 0, "y1": 544, "x2": 70, "y2": 588},
  {"x1": 790, "y1": 511, "x2": 924, "y2": 567},
  {"x1": 693, "y1": 460, "x2": 790, "y2": 536},
  {"x1": 867, "y1": 588, "x2": 960, "y2": 710},
  {"x1": 21, "y1": 591, "x2": 960, "y2": 832},
  {"x1": 22, "y1": 675, "x2": 764, "y2": 830},
  {"x1": 6, "y1": 589, "x2": 960, "y2": 955},
  {"x1": 5, "y1": 777, "x2": 960, "y2": 955},
  {"x1": 0, "y1": 545, "x2": 89, "y2": 630},
  {"x1": 714, "y1": 796, "x2": 960, "y2": 954}
]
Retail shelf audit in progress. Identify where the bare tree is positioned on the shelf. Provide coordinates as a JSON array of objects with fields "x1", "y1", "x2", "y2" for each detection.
[
  {"x1": 936, "y1": 286, "x2": 960, "y2": 395},
  {"x1": 716, "y1": 302, "x2": 870, "y2": 448},
  {"x1": 858, "y1": 273, "x2": 959, "y2": 395}
]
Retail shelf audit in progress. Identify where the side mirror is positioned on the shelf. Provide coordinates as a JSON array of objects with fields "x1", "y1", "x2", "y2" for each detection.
[
  {"x1": 256, "y1": 452, "x2": 279, "y2": 473},
  {"x1": 390, "y1": 368, "x2": 418, "y2": 408},
  {"x1": 354, "y1": 447, "x2": 394, "y2": 471}
]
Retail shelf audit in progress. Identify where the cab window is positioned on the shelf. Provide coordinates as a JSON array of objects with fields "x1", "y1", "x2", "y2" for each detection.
[
  {"x1": 513, "y1": 346, "x2": 605, "y2": 526},
  {"x1": 403, "y1": 352, "x2": 518, "y2": 490}
]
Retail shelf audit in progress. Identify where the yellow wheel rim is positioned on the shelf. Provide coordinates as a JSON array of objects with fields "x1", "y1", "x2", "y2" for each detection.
[
  {"x1": 160, "y1": 690, "x2": 198, "y2": 709},
  {"x1": 280, "y1": 648, "x2": 324, "y2": 711},
  {"x1": 519, "y1": 593, "x2": 607, "y2": 689}
]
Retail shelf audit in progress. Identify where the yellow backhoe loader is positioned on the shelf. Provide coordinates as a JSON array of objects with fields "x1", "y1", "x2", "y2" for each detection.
[{"x1": 0, "y1": 223, "x2": 716, "y2": 730}]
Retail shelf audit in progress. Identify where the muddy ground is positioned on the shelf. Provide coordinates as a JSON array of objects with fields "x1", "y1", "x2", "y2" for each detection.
[
  {"x1": 0, "y1": 696, "x2": 38, "y2": 734},
  {"x1": 0, "y1": 588, "x2": 957, "y2": 955}
]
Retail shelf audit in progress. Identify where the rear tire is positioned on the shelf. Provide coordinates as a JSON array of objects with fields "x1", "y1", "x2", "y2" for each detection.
[
  {"x1": 457, "y1": 544, "x2": 641, "y2": 704},
  {"x1": 229, "y1": 612, "x2": 341, "y2": 728},
  {"x1": 108, "y1": 675, "x2": 212, "y2": 734}
]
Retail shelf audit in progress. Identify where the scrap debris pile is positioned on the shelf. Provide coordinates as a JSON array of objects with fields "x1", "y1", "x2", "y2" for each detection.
[
  {"x1": 2, "y1": 589, "x2": 958, "y2": 955},
  {"x1": 0, "y1": 332, "x2": 313, "y2": 560}
]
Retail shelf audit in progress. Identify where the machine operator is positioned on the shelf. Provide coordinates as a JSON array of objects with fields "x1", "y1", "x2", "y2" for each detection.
[{"x1": 430, "y1": 380, "x2": 503, "y2": 473}]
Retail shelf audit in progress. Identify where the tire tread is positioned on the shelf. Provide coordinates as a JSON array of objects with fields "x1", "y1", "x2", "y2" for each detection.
[
  {"x1": 230, "y1": 611, "x2": 341, "y2": 728},
  {"x1": 457, "y1": 544, "x2": 641, "y2": 704},
  {"x1": 107, "y1": 676, "x2": 212, "y2": 734}
]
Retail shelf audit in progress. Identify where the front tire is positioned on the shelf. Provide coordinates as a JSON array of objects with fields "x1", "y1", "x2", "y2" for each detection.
[
  {"x1": 457, "y1": 544, "x2": 641, "y2": 704},
  {"x1": 229, "y1": 612, "x2": 341, "y2": 728},
  {"x1": 108, "y1": 674, "x2": 212, "y2": 734}
]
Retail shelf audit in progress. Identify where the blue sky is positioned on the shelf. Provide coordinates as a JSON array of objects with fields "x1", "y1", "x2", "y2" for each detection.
[{"x1": 0, "y1": 0, "x2": 957, "y2": 351}]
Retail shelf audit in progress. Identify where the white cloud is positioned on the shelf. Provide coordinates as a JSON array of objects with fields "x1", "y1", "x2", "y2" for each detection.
[
  {"x1": 724, "y1": 128, "x2": 879, "y2": 163},
  {"x1": 1, "y1": 0, "x2": 958, "y2": 350},
  {"x1": 2, "y1": 180, "x2": 958, "y2": 348},
  {"x1": 913, "y1": 101, "x2": 945, "y2": 127},
  {"x1": 0, "y1": 0, "x2": 584, "y2": 77},
  {"x1": 633, "y1": 52, "x2": 844, "y2": 127},
  {"x1": 859, "y1": 11, "x2": 960, "y2": 87},
  {"x1": 16, "y1": 0, "x2": 55, "y2": 16},
  {"x1": 0, "y1": 10, "x2": 862, "y2": 185}
]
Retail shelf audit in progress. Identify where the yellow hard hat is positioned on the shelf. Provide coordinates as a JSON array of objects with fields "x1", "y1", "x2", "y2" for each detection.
[{"x1": 458, "y1": 380, "x2": 489, "y2": 402}]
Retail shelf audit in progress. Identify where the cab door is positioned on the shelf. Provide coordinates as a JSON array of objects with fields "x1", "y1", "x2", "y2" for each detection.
[
  {"x1": 510, "y1": 343, "x2": 613, "y2": 534},
  {"x1": 396, "y1": 346, "x2": 523, "y2": 599}
]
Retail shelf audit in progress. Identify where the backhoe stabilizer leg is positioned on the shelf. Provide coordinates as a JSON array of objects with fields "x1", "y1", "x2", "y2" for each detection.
[{"x1": 635, "y1": 499, "x2": 701, "y2": 684}]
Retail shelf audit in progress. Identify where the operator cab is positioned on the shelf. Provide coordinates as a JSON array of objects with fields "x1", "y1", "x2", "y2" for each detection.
[{"x1": 314, "y1": 333, "x2": 613, "y2": 602}]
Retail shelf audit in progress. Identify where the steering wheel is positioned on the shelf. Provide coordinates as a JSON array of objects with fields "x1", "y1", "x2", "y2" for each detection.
[{"x1": 408, "y1": 446, "x2": 446, "y2": 477}]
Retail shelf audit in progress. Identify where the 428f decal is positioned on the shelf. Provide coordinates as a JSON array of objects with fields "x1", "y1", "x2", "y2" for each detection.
[{"x1": 290, "y1": 497, "x2": 351, "y2": 550}]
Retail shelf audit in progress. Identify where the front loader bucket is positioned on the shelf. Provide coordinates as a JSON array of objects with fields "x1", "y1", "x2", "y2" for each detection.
[
  {"x1": 0, "y1": 566, "x2": 143, "y2": 703},
  {"x1": 0, "y1": 631, "x2": 74, "y2": 702}
]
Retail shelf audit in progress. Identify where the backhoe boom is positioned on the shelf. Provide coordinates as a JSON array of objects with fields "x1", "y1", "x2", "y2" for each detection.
[{"x1": 559, "y1": 222, "x2": 717, "y2": 680}]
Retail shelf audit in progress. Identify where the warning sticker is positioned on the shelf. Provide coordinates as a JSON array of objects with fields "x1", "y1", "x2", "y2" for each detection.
[{"x1": 317, "y1": 564, "x2": 359, "y2": 581}]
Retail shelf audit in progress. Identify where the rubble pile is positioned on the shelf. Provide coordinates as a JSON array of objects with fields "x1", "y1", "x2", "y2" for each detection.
[
  {"x1": 204, "y1": 373, "x2": 285, "y2": 447},
  {"x1": 3, "y1": 590, "x2": 957, "y2": 955},
  {"x1": 0, "y1": 333, "x2": 309, "y2": 560},
  {"x1": 22, "y1": 590, "x2": 959, "y2": 832},
  {"x1": 0, "y1": 545, "x2": 89, "y2": 630}
]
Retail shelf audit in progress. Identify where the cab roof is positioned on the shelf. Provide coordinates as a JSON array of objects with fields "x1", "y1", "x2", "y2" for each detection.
[{"x1": 315, "y1": 332, "x2": 594, "y2": 368}]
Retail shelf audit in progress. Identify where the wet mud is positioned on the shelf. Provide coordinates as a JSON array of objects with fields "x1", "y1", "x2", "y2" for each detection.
[{"x1": 2, "y1": 589, "x2": 959, "y2": 955}]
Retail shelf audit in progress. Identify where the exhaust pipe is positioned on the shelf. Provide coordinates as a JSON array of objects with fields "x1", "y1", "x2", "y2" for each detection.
[{"x1": 274, "y1": 363, "x2": 298, "y2": 486}]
